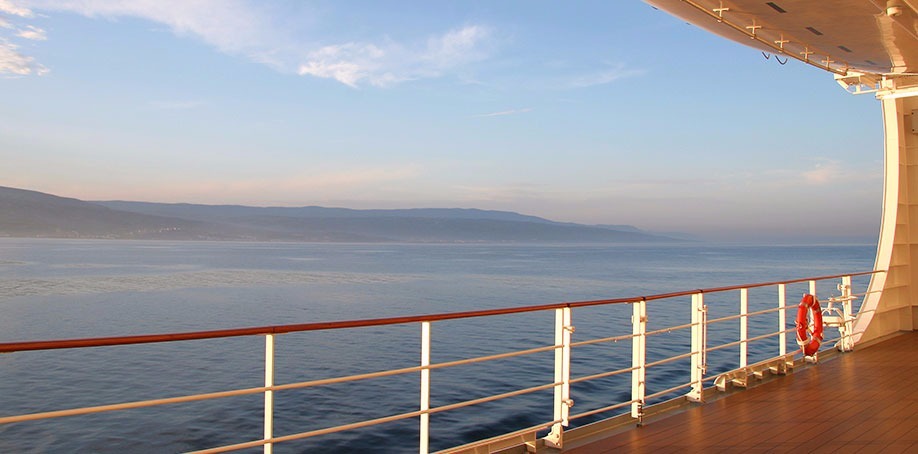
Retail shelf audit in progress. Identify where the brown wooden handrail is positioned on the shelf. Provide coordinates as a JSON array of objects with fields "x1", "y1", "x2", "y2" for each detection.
[{"x1": 0, "y1": 270, "x2": 882, "y2": 354}]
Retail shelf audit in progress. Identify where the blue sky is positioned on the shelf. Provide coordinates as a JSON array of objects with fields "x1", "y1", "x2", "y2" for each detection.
[{"x1": 0, "y1": 1, "x2": 882, "y2": 241}]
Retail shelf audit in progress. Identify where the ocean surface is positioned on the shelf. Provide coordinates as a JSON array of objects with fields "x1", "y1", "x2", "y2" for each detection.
[{"x1": 0, "y1": 239, "x2": 876, "y2": 453}]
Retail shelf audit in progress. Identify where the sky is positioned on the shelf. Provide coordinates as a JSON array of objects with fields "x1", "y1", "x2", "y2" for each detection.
[{"x1": 0, "y1": 1, "x2": 883, "y2": 242}]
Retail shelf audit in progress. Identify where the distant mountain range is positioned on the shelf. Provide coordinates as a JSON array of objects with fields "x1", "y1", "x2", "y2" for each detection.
[{"x1": 0, "y1": 186, "x2": 684, "y2": 243}]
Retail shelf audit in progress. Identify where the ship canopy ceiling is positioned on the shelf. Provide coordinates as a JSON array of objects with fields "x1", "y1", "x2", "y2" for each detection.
[{"x1": 645, "y1": 0, "x2": 918, "y2": 84}]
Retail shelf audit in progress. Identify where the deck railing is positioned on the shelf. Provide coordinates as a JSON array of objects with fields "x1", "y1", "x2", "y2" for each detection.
[{"x1": 0, "y1": 270, "x2": 881, "y2": 453}]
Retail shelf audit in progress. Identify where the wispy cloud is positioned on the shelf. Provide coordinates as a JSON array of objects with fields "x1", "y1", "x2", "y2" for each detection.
[
  {"x1": 801, "y1": 159, "x2": 846, "y2": 185},
  {"x1": 754, "y1": 158, "x2": 877, "y2": 188},
  {"x1": 473, "y1": 108, "x2": 533, "y2": 118},
  {"x1": 0, "y1": 39, "x2": 47, "y2": 75},
  {"x1": 752, "y1": 158, "x2": 880, "y2": 190},
  {"x1": 0, "y1": 0, "x2": 32, "y2": 17},
  {"x1": 0, "y1": 0, "x2": 47, "y2": 76},
  {"x1": 423, "y1": 25, "x2": 491, "y2": 68},
  {"x1": 297, "y1": 42, "x2": 392, "y2": 88},
  {"x1": 12, "y1": 1, "x2": 495, "y2": 87},
  {"x1": 568, "y1": 64, "x2": 644, "y2": 88},
  {"x1": 25, "y1": 0, "x2": 283, "y2": 64},
  {"x1": 298, "y1": 25, "x2": 492, "y2": 87},
  {"x1": 15, "y1": 24, "x2": 44, "y2": 40}
]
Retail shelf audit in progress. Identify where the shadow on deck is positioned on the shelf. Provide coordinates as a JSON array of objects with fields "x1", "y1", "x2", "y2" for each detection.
[{"x1": 562, "y1": 331, "x2": 918, "y2": 453}]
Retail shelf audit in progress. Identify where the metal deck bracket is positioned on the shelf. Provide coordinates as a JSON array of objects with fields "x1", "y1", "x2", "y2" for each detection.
[
  {"x1": 824, "y1": 277, "x2": 856, "y2": 352},
  {"x1": 543, "y1": 426, "x2": 563, "y2": 450},
  {"x1": 714, "y1": 354, "x2": 795, "y2": 392}
]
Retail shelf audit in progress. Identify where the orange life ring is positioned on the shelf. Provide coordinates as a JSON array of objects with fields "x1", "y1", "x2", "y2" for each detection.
[{"x1": 795, "y1": 294, "x2": 824, "y2": 356}]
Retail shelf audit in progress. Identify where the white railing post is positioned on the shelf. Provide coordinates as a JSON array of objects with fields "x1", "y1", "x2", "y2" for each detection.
[
  {"x1": 839, "y1": 276, "x2": 855, "y2": 351},
  {"x1": 264, "y1": 334, "x2": 275, "y2": 454},
  {"x1": 687, "y1": 292, "x2": 706, "y2": 402},
  {"x1": 809, "y1": 280, "x2": 817, "y2": 298},
  {"x1": 631, "y1": 299, "x2": 647, "y2": 423},
  {"x1": 740, "y1": 288, "x2": 748, "y2": 369},
  {"x1": 545, "y1": 307, "x2": 572, "y2": 449},
  {"x1": 420, "y1": 322, "x2": 431, "y2": 454},
  {"x1": 778, "y1": 284, "x2": 786, "y2": 356}
]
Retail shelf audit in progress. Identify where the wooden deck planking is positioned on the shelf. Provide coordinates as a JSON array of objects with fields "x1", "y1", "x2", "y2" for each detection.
[{"x1": 564, "y1": 331, "x2": 918, "y2": 453}]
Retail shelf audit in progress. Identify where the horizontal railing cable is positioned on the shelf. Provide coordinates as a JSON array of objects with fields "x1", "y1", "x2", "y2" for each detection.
[
  {"x1": 644, "y1": 351, "x2": 694, "y2": 369},
  {"x1": 427, "y1": 344, "x2": 559, "y2": 371},
  {"x1": 705, "y1": 329, "x2": 795, "y2": 353},
  {"x1": 708, "y1": 306, "x2": 786, "y2": 324},
  {"x1": 569, "y1": 399, "x2": 636, "y2": 421},
  {"x1": 645, "y1": 382, "x2": 693, "y2": 401},
  {"x1": 645, "y1": 322, "x2": 695, "y2": 337},
  {"x1": 571, "y1": 333, "x2": 636, "y2": 348},
  {"x1": 0, "y1": 270, "x2": 882, "y2": 354},
  {"x1": 570, "y1": 366, "x2": 638, "y2": 384}
]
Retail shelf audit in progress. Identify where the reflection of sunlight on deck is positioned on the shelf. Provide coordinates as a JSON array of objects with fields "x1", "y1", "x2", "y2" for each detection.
[{"x1": 564, "y1": 332, "x2": 918, "y2": 452}]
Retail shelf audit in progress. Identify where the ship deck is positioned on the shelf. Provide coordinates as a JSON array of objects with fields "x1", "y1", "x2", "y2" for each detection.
[{"x1": 562, "y1": 331, "x2": 918, "y2": 453}]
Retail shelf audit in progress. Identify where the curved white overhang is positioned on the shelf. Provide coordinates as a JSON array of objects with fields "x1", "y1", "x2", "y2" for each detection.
[
  {"x1": 645, "y1": 0, "x2": 918, "y2": 82},
  {"x1": 647, "y1": 1, "x2": 918, "y2": 342}
]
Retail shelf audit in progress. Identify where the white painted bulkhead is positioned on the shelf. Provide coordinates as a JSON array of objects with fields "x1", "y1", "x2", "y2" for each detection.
[{"x1": 857, "y1": 85, "x2": 918, "y2": 343}]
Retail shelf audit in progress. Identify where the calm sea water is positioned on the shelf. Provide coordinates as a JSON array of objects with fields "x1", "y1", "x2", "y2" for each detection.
[{"x1": 0, "y1": 239, "x2": 876, "y2": 452}]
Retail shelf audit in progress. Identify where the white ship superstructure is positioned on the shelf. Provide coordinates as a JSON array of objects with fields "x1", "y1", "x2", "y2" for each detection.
[{"x1": 644, "y1": 0, "x2": 918, "y2": 344}]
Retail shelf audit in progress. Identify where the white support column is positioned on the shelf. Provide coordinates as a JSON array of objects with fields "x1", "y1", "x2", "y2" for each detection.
[
  {"x1": 856, "y1": 88, "x2": 918, "y2": 345},
  {"x1": 545, "y1": 307, "x2": 572, "y2": 449},
  {"x1": 264, "y1": 334, "x2": 275, "y2": 454},
  {"x1": 739, "y1": 288, "x2": 748, "y2": 369},
  {"x1": 687, "y1": 293, "x2": 705, "y2": 402},
  {"x1": 778, "y1": 284, "x2": 787, "y2": 356},
  {"x1": 420, "y1": 322, "x2": 431, "y2": 454},
  {"x1": 809, "y1": 280, "x2": 817, "y2": 298},
  {"x1": 631, "y1": 299, "x2": 647, "y2": 422}
]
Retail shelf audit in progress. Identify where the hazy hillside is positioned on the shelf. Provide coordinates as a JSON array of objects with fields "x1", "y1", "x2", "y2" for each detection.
[
  {"x1": 0, "y1": 186, "x2": 183, "y2": 238},
  {"x1": 228, "y1": 216, "x2": 671, "y2": 243},
  {"x1": 96, "y1": 201, "x2": 561, "y2": 224},
  {"x1": 0, "y1": 186, "x2": 682, "y2": 243},
  {"x1": 0, "y1": 186, "x2": 256, "y2": 240}
]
